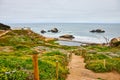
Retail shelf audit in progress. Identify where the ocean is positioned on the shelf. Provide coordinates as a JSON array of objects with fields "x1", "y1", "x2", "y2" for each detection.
[{"x1": 8, "y1": 23, "x2": 120, "y2": 46}]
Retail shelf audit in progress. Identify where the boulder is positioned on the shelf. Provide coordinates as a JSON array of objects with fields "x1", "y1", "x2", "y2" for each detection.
[
  {"x1": 40, "y1": 30, "x2": 46, "y2": 34},
  {"x1": 90, "y1": 29, "x2": 105, "y2": 33},
  {"x1": 47, "y1": 30, "x2": 51, "y2": 32},
  {"x1": 110, "y1": 37, "x2": 120, "y2": 46},
  {"x1": 90, "y1": 30, "x2": 96, "y2": 32},
  {"x1": 110, "y1": 37, "x2": 120, "y2": 43},
  {"x1": 59, "y1": 34, "x2": 75, "y2": 39}
]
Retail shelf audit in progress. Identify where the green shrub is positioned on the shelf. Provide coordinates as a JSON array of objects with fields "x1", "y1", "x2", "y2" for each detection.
[
  {"x1": 72, "y1": 49, "x2": 82, "y2": 56},
  {"x1": 39, "y1": 60, "x2": 68, "y2": 80},
  {"x1": 42, "y1": 50, "x2": 66, "y2": 57},
  {"x1": 0, "y1": 56, "x2": 33, "y2": 70},
  {"x1": 0, "y1": 70, "x2": 28, "y2": 80},
  {"x1": 40, "y1": 50, "x2": 69, "y2": 80},
  {"x1": 85, "y1": 60, "x2": 113, "y2": 73},
  {"x1": 85, "y1": 58, "x2": 120, "y2": 73},
  {"x1": 84, "y1": 45, "x2": 110, "y2": 52},
  {"x1": 84, "y1": 54, "x2": 109, "y2": 62},
  {"x1": 107, "y1": 58, "x2": 120, "y2": 73},
  {"x1": 72, "y1": 48, "x2": 86, "y2": 56},
  {"x1": 15, "y1": 45, "x2": 30, "y2": 50},
  {"x1": 0, "y1": 50, "x2": 69, "y2": 80},
  {"x1": 114, "y1": 61, "x2": 120, "y2": 73},
  {"x1": 0, "y1": 57, "x2": 32, "y2": 80}
]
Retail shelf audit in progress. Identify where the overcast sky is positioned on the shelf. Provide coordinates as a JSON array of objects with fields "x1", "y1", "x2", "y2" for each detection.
[{"x1": 0, "y1": 0, "x2": 120, "y2": 23}]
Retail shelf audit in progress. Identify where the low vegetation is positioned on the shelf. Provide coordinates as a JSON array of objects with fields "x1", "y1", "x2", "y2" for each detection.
[
  {"x1": 0, "y1": 50, "x2": 70, "y2": 80},
  {"x1": 0, "y1": 29, "x2": 71, "y2": 80},
  {"x1": 73, "y1": 45, "x2": 120, "y2": 73},
  {"x1": 0, "y1": 28, "x2": 120, "y2": 80}
]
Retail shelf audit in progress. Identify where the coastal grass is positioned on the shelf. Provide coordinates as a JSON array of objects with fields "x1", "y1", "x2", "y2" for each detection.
[
  {"x1": 0, "y1": 30, "x2": 70, "y2": 80},
  {"x1": 85, "y1": 58, "x2": 120, "y2": 73},
  {"x1": 73, "y1": 45, "x2": 120, "y2": 73},
  {"x1": 0, "y1": 29, "x2": 120, "y2": 80},
  {"x1": 0, "y1": 50, "x2": 69, "y2": 80},
  {"x1": 83, "y1": 45, "x2": 120, "y2": 52}
]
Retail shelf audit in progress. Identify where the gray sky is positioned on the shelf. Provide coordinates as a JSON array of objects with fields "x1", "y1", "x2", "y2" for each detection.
[{"x1": 0, "y1": 0, "x2": 120, "y2": 23}]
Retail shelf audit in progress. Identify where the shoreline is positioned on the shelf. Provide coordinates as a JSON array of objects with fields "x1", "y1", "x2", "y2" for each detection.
[
  {"x1": 56, "y1": 38, "x2": 104, "y2": 46},
  {"x1": 42, "y1": 34, "x2": 107, "y2": 46}
]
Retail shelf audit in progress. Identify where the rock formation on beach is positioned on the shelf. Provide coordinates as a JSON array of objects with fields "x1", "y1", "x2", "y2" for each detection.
[
  {"x1": 59, "y1": 34, "x2": 75, "y2": 39},
  {"x1": 110, "y1": 37, "x2": 120, "y2": 46}
]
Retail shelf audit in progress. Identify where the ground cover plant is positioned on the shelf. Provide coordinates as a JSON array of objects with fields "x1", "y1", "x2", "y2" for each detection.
[
  {"x1": 73, "y1": 45, "x2": 120, "y2": 73},
  {"x1": 0, "y1": 30, "x2": 71, "y2": 80}
]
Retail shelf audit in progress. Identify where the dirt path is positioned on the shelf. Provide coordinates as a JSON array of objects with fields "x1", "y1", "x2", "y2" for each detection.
[
  {"x1": 66, "y1": 54, "x2": 120, "y2": 80},
  {"x1": 0, "y1": 30, "x2": 10, "y2": 37}
]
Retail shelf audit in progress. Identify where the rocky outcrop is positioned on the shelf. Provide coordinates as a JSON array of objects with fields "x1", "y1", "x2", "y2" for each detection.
[
  {"x1": 0, "y1": 23, "x2": 11, "y2": 30},
  {"x1": 48, "y1": 28, "x2": 59, "y2": 33},
  {"x1": 90, "y1": 29, "x2": 105, "y2": 33},
  {"x1": 110, "y1": 37, "x2": 120, "y2": 46},
  {"x1": 41, "y1": 30, "x2": 46, "y2": 34},
  {"x1": 40, "y1": 28, "x2": 59, "y2": 34},
  {"x1": 59, "y1": 34, "x2": 75, "y2": 39}
]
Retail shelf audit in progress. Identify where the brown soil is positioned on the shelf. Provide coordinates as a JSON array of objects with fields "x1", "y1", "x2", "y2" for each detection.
[
  {"x1": 0, "y1": 30, "x2": 10, "y2": 37},
  {"x1": 66, "y1": 54, "x2": 120, "y2": 80}
]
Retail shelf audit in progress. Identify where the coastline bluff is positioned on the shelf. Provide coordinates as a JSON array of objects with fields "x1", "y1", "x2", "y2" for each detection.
[
  {"x1": 0, "y1": 23, "x2": 11, "y2": 30},
  {"x1": 1, "y1": 26, "x2": 56, "y2": 43},
  {"x1": 0, "y1": 23, "x2": 57, "y2": 43}
]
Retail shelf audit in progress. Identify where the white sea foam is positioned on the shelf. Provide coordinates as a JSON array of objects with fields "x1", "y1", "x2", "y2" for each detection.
[
  {"x1": 73, "y1": 35, "x2": 106, "y2": 43},
  {"x1": 43, "y1": 34, "x2": 106, "y2": 44}
]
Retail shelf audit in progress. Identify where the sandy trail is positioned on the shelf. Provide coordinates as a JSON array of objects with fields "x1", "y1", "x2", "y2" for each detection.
[
  {"x1": 66, "y1": 54, "x2": 120, "y2": 80},
  {"x1": 0, "y1": 30, "x2": 10, "y2": 37}
]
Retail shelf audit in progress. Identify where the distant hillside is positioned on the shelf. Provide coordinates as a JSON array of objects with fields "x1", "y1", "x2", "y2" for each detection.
[{"x1": 0, "y1": 23, "x2": 11, "y2": 30}]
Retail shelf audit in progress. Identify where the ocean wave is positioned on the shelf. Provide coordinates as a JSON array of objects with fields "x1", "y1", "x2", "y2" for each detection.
[
  {"x1": 73, "y1": 35, "x2": 106, "y2": 43},
  {"x1": 43, "y1": 33, "x2": 106, "y2": 44}
]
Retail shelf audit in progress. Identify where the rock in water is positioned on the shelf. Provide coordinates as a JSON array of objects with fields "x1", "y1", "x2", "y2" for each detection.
[
  {"x1": 90, "y1": 29, "x2": 105, "y2": 33},
  {"x1": 41, "y1": 30, "x2": 46, "y2": 34},
  {"x1": 50, "y1": 28, "x2": 59, "y2": 33}
]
